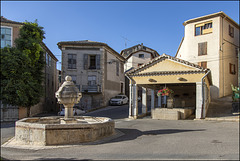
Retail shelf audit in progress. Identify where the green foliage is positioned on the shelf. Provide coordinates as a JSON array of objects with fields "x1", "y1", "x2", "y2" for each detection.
[{"x1": 0, "y1": 20, "x2": 45, "y2": 113}]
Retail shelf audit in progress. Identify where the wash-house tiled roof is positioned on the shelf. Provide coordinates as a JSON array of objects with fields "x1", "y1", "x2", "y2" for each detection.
[{"x1": 126, "y1": 54, "x2": 212, "y2": 85}]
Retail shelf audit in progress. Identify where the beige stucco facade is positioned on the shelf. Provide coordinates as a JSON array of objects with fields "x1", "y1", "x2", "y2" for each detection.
[
  {"x1": 176, "y1": 12, "x2": 239, "y2": 99},
  {"x1": 58, "y1": 41, "x2": 125, "y2": 110}
]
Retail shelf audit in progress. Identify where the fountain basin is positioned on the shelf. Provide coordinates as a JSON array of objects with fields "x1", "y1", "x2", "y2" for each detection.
[{"x1": 15, "y1": 116, "x2": 115, "y2": 146}]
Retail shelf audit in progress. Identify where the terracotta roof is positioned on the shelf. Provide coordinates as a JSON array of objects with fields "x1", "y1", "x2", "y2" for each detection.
[
  {"x1": 57, "y1": 40, "x2": 108, "y2": 46},
  {"x1": 57, "y1": 40, "x2": 125, "y2": 62},
  {"x1": 127, "y1": 53, "x2": 210, "y2": 75},
  {"x1": 126, "y1": 54, "x2": 212, "y2": 85},
  {"x1": 1, "y1": 16, "x2": 24, "y2": 25},
  {"x1": 120, "y1": 43, "x2": 159, "y2": 58}
]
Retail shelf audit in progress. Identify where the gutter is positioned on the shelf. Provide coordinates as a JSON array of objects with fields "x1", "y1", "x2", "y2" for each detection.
[{"x1": 201, "y1": 70, "x2": 211, "y2": 119}]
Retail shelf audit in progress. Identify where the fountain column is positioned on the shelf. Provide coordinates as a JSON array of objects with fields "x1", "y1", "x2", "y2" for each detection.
[{"x1": 55, "y1": 76, "x2": 82, "y2": 122}]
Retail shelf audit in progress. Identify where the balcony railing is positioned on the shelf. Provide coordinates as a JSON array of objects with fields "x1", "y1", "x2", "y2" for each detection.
[{"x1": 82, "y1": 85, "x2": 102, "y2": 93}]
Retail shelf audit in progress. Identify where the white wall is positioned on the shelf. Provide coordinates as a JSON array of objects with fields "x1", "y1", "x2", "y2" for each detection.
[{"x1": 176, "y1": 15, "x2": 239, "y2": 98}]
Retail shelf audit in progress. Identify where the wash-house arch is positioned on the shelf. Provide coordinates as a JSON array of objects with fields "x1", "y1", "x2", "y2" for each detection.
[{"x1": 126, "y1": 54, "x2": 212, "y2": 120}]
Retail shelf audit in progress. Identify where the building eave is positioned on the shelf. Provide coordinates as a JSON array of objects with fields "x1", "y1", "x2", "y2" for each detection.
[
  {"x1": 40, "y1": 42, "x2": 58, "y2": 61},
  {"x1": 57, "y1": 40, "x2": 125, "y2": 62},
  {"x1": 183, "y1": 11, "x2": 239, "y2": 29}
]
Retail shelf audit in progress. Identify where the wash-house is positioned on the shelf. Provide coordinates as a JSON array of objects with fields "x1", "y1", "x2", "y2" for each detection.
[{"x1": 126, "y1": 54, "x2": 212, "y2": 120}]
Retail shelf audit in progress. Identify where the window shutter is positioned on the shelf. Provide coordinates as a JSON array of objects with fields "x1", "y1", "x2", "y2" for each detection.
[
  {"x1": 198, "y1": 43, "x2": 202, "y2": 56},
  {"x1": 116, "y1": 61, "x2": 119, "y2": 76},
  {"x1": 229, "y1": 63, "x2": 232, "y2": 74},
  {"x1": 96, "y1": 55, "x2": 100, "y2": 69},
  {"x1": 203, "y1": 42, "x2": 207, "y2": 55},
  {"x1": 198, "y1": 42, "x2": 207, "y2": 56},
  {"x1": 84, "y1": 54, "x2": 88, "y2": 69}
]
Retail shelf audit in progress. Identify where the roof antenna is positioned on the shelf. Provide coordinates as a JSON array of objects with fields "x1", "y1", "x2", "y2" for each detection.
[{"x1": 121, "y1": 36, "x2": 130, "y2": 48}]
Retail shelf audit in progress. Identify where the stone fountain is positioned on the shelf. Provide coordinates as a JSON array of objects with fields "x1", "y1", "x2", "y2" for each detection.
[
  {"x1": 55, "y1": 75, "x2": 82, "y2": 124},
  {"x1": 14, "y1": 76, "x2": 115, "y2": 146}
]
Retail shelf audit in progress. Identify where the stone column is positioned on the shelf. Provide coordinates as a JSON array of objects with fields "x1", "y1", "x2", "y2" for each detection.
[
  {"x1": 151, "y1": 89, "x2": 155, "y2": 109},
  {"x1": 65, "y1": 104, "x2": 74, "y2": 118},
  {"x1": 142, "y1": 87, "x2": 147, "y2": 115},
  {"x1": 129, "y1": 83, "x2": 133, "y2": 118},
  {"x1": 158, "y1": 95, "x2": 161, "y2": 107},
  {"x1": 196, "y1": 82, "x2": 203, "y2": 119},
  {"x1": 132, "y1": 84, "x2": 138, "y2": 119}
]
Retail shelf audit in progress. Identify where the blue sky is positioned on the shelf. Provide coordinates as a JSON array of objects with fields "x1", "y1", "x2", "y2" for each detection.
[{"x1": 1, "y1": 1, "x2": 239, "y2": 70}]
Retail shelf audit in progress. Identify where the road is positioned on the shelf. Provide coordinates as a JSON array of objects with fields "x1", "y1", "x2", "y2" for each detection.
[{"x1": 1, "y1": 104, "x2": 239, "y2": 160}]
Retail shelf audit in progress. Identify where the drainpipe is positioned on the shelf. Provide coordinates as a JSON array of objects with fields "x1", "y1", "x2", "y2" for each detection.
[{"x1": 201, "y1": 70, "x2": 211, "y2": 119}]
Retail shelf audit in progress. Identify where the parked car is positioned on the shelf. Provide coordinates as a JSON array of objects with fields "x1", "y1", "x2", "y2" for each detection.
[
  {"x1": 109, "y1": 95, "x2": 128, "y2": 106},
  {"x1": 58, "y1": 107, "x2": 85, "y2": 116}
]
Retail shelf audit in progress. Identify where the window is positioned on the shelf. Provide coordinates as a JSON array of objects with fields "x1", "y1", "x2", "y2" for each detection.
[
  {"x1": 1, "y1": 27, "x2": 12, "y2": 48},
  {"x1": 120, "y1": 63, "x2": 124, "y2": 73},
  {"x1": 88, "y1": 75, "x2": 96, "y2": 86},
  {"x1": 68, "y1": 54, "x2": 76, "y2": 69},
  {"x1": 49, "y1": 55, "x2": 51, "y2": 66},
  {"x1": 229, "y1": 63, "x2": 236, "y2": 74},
  {"x1": 198, "y1": 42, "x2": 207, "y2": 56},
  {"x1": 195, "y1": 21, "x2": 212, "y2": 36},
  {"x1": 229, "y1": 25, "x2": 234, "y2": 38},
  {"x1": 198, "y1": 61, "x2": 207, "y2": 68},
  {"x1": 138, "y1": 63, "x2": 143, "y2": 67},
  {"x1": 116, "y1": 61, "x2": 119, "y2": 76},
  {"x1": 236, "y1": 48, "x2": 239, "y2": 58},
  {"x1": 139, "y1": 54, "x2": 144, "y2": 58},
  {"x1": 46, "y1": 53, "x2": 48, "y2": 66},
  {"x1": 89, "y1": 55, "x2": 96, "y2": 69},
  {"x1": 46, "y1": 53, "x2": 51, "y2": 66},
  {"x1": 70, "y1": 75, "x2": 77, "y2": 84},
  {"x1": 84, "y1": 54, "x2": 100, "y2": 70}
]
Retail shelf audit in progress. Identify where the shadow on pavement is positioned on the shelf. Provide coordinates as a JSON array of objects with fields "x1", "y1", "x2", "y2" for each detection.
[
  {"x1": 34, "y1": 158, "x2": 92, "y2": 161},
  {"x1": 104, "y1": 128, "x2": 205, "y2": 144}
]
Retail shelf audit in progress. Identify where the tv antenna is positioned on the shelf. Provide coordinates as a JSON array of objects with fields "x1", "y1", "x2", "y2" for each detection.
[{"x1": 121, "y1": 36, "x2": 130, "y2": 48}]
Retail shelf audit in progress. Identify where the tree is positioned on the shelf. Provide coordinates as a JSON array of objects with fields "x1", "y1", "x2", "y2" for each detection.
[{"x1": 0, "y1": 20, "x2": 45, "y2": 117}]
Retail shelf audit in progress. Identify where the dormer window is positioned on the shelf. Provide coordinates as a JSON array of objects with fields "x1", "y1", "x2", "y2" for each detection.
[
  {"x1": 139, "y1": 54, "x2": 144, "y2": 58},
  {"x1": 195, "y1": 21, "x2": 212, "y2": 36}
]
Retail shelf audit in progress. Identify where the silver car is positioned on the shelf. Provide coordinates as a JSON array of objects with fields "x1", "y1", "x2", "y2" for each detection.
[{"x1": 109, "y1": 95, "x2": 128, "y2": 106}]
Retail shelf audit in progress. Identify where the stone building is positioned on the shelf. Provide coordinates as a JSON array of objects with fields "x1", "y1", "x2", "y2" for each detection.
[
  {"x1": 57, "y1": 40, "x2": 125, "y2": 110},
  {"x1": 175, "y1": 11, "x2": 239, "y2": 99},
  {"x1": 120, "y1": 43, "x2": 159, "y2": 97},
  {"x1": 120, "y1": 43, "x2": 159, "y2": 72},
  {"x1": 0, "y1": 17, "x2": 58, "y2": 120}
]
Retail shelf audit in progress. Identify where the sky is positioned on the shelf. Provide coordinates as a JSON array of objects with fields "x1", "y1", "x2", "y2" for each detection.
[{"x1": 1, "y1": 1, "x2": 239, "y2": 70}]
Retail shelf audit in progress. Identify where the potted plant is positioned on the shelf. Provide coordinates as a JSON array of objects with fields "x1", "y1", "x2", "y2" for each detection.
[
  {"x1": 157, "y1": 87, "x2": 174, "y2": 108},
  {"x1": 231, "y1": 84, "x2": 239, "y2": 113}
]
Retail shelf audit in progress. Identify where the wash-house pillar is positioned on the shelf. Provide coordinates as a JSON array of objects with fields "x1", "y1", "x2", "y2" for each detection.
[
  {"x1": 142, "y1": 87, "x2": 147, "y2": 115},
  {"x1": 129, "y1": 82, "x2": 133, "y2": 118},
  {"x1": 158, "y1": 95, "x2": 161, "y2": 107},
  {"x1": 196, "y1": 82, "x2": 203, "y2": 119},
  {"x1": 132, "y1": 84, "x2": 138, "y2": 119},
  {"x1": 151, "y1": 89, "x2": 155, "y2": 109}
]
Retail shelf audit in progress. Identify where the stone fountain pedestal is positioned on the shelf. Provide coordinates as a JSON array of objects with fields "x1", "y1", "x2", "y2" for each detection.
[{"x1": 14, "y1": 76, "x2": 115, "y2": 146}]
